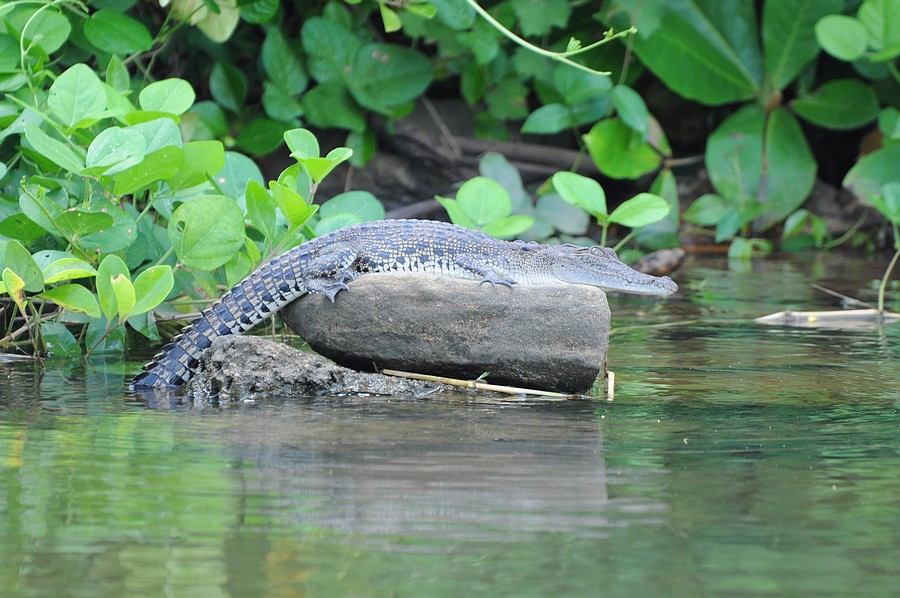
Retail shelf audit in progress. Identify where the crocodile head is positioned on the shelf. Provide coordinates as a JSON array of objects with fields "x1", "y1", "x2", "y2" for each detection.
[{"x1": 549, "y1": 244, "x2": 678, "y2": 296}]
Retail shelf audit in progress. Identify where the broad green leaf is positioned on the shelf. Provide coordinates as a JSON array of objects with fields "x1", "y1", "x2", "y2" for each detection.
[
  {"x1": 284, "y1": 128, "x2": 319, "y2": 160},
  {"x1": 269, "y1": 181, "x2": 317, "y2": 229},
  {"x1": 24, "y1": 123, "x2": 85, "y2": 173},
  {"x1": 113, "y1": 146, "x2": 185, "y2": 195},
  {"x1": 757, "y1": 108, "x2": 816, "y2": 229},
  {"x1": 299, "y1": 82, "x2": 367, "y2": 132},
  {"x1": 224, "y1": 251, "x2": 252, "y2": 288},
  {"x1": 791, "y1": 79, "x2": 880, "y2": 129},
  {"x1": 39, "y1": 284, "x2": 101, "y2": 318},
  {"x1": 209, "y1": 62, "x2": 247, "y2": 113},
  {"x1": 86, "y1": 316, "x2": 125, "y2": 355},
  {"x1": 106, "y1": 55, "x2": 131, "y2": 92},
  {"x1": 609, "y1": 193, "x2": 671, "y2": 228},
  {"x1": 16, "y1": 9, "x2": 71, "y2": 55},
  {"x1": 583, "y1": 119, "x2": 662, "y2": 180},
  {"x1": 79, "y1": 201, "x2": 139, "y2": 254},
  {"x1": 857, "y1": 0, "x2": 900, "y2": 51},
  {"x1": 870, "y1": 181, "x2": 900, "y2": 224},
  {"x1": 126, "y1": 311, "x2": 161, "y2": 342},
  {"x1": 552, "y1": 172, "x2": 607, "y2": 218},
  {"x1": 435, "y1": 197, "x2": 477, "y2": 229},
  {"x1": 110, "y1": 273, "x2": 135, "y2": 319},
  {"x1": 716, "y1": 207, "x2": 748, "y2": 242},
  {"x1": 139, "y1": 79, "x2": 196, "y2": 115},
  {"x1": 510, "y1": 0, "x2": 570, "y2": 36},
  {"x1": 18, "y1": 184, "x2": 63, "y2": 236},
  {"x1": 457, "y1": 177, "x2": 512, "y2": 226},
  {"x1": 39, "y1": 321, "x2": 81, "y2": 358},
  {"x1": 347, "y1": 43, "x2": 433, "y2": 112},
  {"x1": 261, "y1": 82, "x2": 303, "y2": 121},
  {"x1": 706, "y1": 105, "x2": 764, "y2": 202},
  {"x1": 535, "y1": 193, "x2": 590, "y2": 236},
  {"x1": 683, "y1": 193, "x2": 728, "y2": 226},
  {"x1": 379, "y1": 3, "x2": 402, "y2": 32},
  {"x1": 96, "y1": 254, "x2": 129, "y2": 320},
  {"x1": 241, "y1": 0, "x2": 279, "y2": 23},
  {"x1": 41, "y1": 257, "x2": 97, "y2": 284},
  {"x1": 55, "y1": 210, "x2": 114, "y2": 238},
  {"x1": 48, "y1": 64, "x2": 108, "y2": 130},
  {"x1": 431, "y1": 0, "x2": 476, "y2": 29},
  {"x1": 319, "y1": 191, "x2": 384, "y2": 221},
  {"x1": 844, "y1": 144, "x2": 900, "y2": 200},
  {"x1": 481, "y1": 215, "x2": 535, "y2": 239},
  {"x1": 84, "y1": 10, "x2": 153, "y2": 55},
  {"x1": 555, "y1": 67, "x2": 612, "y2": 105},
  {"x1": 262, "y1": 28, "x2": 308, "y2": 95},
  {"x1": 166, "y1": 140, "x2": 225, "y2": 190},
  {"x1": 478, "y1": 152, "x2": 530, "y2": 212},
  {"x1": 782, "y1": 209, "x2": 810, "y2": 239},
  {"x1": 188, "y1": 101, "x2": 228, "y2": 139},
  {"x1": 302, "y1": 148, "x2": 352, "y2": 183},
  {"x1": 235, "y1": 118, "x2": 284, "y2": 155},
  {"x1": 315, "y1": 213, "x2": 364, "y2": 235},
  {"x1": 763, "y1": 0, "x2": 842, "y2": 89},
  {"x1": 0, "y1": 214, "x2": 46, "y2": 242},
  {"x1": 167, "y1": 195, "x2": 245, "y2": 270},
  {"x1": 611, "y1": 85, "x2": 649, "y2": 137},
  {"x1": 300, "y1": 17, "x2": 360, "y2": 83},
  {"x1": 521, "y1": 104, "x2": 572, "y2": 134},
  {"x1": 4, "y1": 240, "x2": 43, "y2": 292},
  {"x1": 216, "y1": 152, "x2": 265, "y2": 203},
  {"x1": 636, "y1": 168, "x2": 681, "y2": 249},
  {"x1": 246, "y1": 179, "x2": 277, "y2": 240},
  {"x1": 628, "y1": 0, "x2": 760, "y2": 105},
  {"x1": 131, "y1": 265, "x2": 174, "y2": 315},
  {"x1": 85, "y1": 126, "x2": 147, "y2": 175},
  {"x1": 815, "y1": 14, "x2": 869, "y2": 61}
]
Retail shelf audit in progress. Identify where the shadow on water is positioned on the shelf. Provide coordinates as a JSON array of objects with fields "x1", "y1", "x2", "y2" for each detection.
[{"x1": 0, "y1": 252, "x2": 898, "y2": 595}]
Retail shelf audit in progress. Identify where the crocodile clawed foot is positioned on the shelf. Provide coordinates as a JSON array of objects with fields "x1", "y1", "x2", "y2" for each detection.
[{"x1": 478, "y1": 273, "x2": 517, "y2": 288}]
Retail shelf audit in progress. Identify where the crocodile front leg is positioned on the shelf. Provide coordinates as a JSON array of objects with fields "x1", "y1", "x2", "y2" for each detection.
[
  {"x1": 454, "y1": 254, "x2": 517, "y2": 287},
  {"x1": 301, "y1": 243, "x2": 360, "y2": 302}
]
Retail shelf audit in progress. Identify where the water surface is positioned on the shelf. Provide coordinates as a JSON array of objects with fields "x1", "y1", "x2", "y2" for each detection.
[{"x1": 1, "y1": 252, "x2": 898, "y2": 596}]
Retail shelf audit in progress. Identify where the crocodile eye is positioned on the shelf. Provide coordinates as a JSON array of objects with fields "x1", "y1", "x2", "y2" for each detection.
[{"x1": 590, "y1": 246, "x2": 603, "y2": 256}]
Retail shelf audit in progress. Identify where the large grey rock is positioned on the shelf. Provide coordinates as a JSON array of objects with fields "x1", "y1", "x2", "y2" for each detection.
[
  {"x1": 187, "y1": 335, "x2": 450, "y2": 400},
  {"x1": 283, "y1": 273, "x2": 610, "y2": 393}
]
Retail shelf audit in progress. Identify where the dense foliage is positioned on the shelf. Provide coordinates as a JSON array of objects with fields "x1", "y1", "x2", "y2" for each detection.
[{"x1": 1, "y1": 0, "x2": 898, "y2": 358}]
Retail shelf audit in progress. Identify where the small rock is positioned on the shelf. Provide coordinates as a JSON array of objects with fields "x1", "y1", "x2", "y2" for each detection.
[
  {"x1": 187, "y1": 336, "x2": 448, "y2": 401},
  {"x1": 283, "y1": 273, "x2": 610, "y2": 393}
]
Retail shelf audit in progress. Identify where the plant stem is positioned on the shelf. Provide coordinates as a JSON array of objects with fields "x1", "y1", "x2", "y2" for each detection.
[
  {"x1": 464, "y1": 0, "x2": 634, "y2": 76},
  {"x1": 876, "y1": 224, "x2": 900, "y2": 313}
]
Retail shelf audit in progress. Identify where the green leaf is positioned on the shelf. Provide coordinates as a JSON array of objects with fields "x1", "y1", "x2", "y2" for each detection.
[
  {"x1": 246, "y1": 179, "x2": 277, "y2": 240},
  {"x1": 758, "y1": 108, "x2": 816, "y2": 229},
  {"x1": 300, "y1": 17, "x2": 360, "y2": 83},
  {"x1": 235, "y1": 118, "x2": 284, "y2": 155},
  {"x1": 18, "y1": 184, "x2": 63, "y2": 237},
  {"x1": 48, "y1": 64, "x2": 108, "y2": 130},
  {"x1": 139, "y1": 79, "x2": 196, "y2": 115},
  {"x1": 844, "y1": 143, "x2": 900, "y2": 204},
  {"x1": 636, "y1": 169, "x2": 681, "y2": 249},
  {"x1": 510, "y1": 0, "x2": 570, "y2": 36},
  {"x1": 716, "y1": 207, "x2": 748, "y2": 242},
  {"x1": 379, "y1": 3, "x2": 402, "y2": 32},
  {"x1": 216, "y1": 152, "x2": 265, "y2": 203},
  {"x1": 39, "y1": 322, "x2": 81, "y2": 358},
  {"x1": 628, "y1": 1, "x2": 760, "y2": 105},
  {"x1": 815, "y1": 14, "x2": 869, "y2": 61},
  {"x1": 17, "y1": 9, "x2": 71, "y2": 56},
  {"x1": 706, "y1": 105, "x2": 764, "y2": 202},
  {"x1": 269, "y1": 181, "x2": 316, "y2": 229},
  {"x1": 1, "y1": 267, "x2": 26, "y2": 309},
  {"x1": 611, "y1": 85, "x2": 649, "y2": 137},
  {"x1": 110, "y1": 274, "x2": 135, "y2": 319},
  {"x1": 55, "y1": 210, "x2": 114, "y2": 239},
  {"x1": 455, "y1": 177, "x2": 511, "y2": 227},
  {"x1": 347, "y1": 43, "x2": 433, "y2": 112},
  {"x1": 209, "y1": 62, "x2": 247, "y2": 113},
  {"x1": 552, "y1": 172, "x2": 607, "y2": 218},
  {"x1": 284, "y1": 128, "x2": 319, "y2": 160},
  {"x1": 319, "y1": 191, "x2": 385, "y2": 222},
  {"x1": 131, "y1": 265, "x2": 174, "y2": 315},
  {"x1": 167, "y1": 195, "x2": 246, "y2": 270},
  {"x1": 791, "y1": 79, "x2": 880, "y2": 129},
  {"x1": 535, "y1": 194, "x2": 589, "y2": 236},
  {"x1": 85, "y1": 126, "x2": 147, "y2": 176},
  {"x1": 40, "y1": 257, "x2": 97, "y2": 284},
  {"x1": 0, "y1": 214, "x2": 46, "y2": 243},
  {"x1": 299, "y1": 82, "x2": 367, "y2": 132},
  {"x1": 23, "y1": 123, "x2": 86, "y2": 173},
  {"x1": 583, "y1": 119, "x2": 662, "y2": 180},
  {"x1": 240, "y1": 0, "x2": 279, "y2": 23},
  {"x1": 521, "y1": 104, "x2": 572, "y2": 134},
  {"x1": 166, "y1": 141, "x2": 225, "y2": 190},
  {"x1": 188, "y1": 101, "x2": 228, "y2": 139},
  {"x1": 96, "y1": 254, "x2": 129, "y2": 320},
  {"x1": 782, "y1": 209, "x2": 810, "y2": 239},
  {"x1": 315, "y1": 213, "x2": 364, "y2": 236},
  {"x1": 481, "y1": 215, "x2": 535, "y2": 239},
  {"x1": 113, "y1": 146, "x2": 184, "y2": 195},
  {"x1": 39, "y1": 284, "x2": 101, "y2": 318},
  {"x1": 609, "y1": 193, "x2": 671, "y2": 228},
  {"x1": 479, "y1": 152, "x2": 530, "y2": 212},
  {"x1": 435, "y1": 197, "x2": 477, "y2": 229},
  {"x1": 857, "y1": 0, "x2": 900, "y2": 51},
  {"x1": 763, "y1": 0, "x2": 842, "y2": 89},
  {"x1": 683, "y1": 193, "x2": 728, "y2": 226},
  {"x1": 4, "y1": 240, "x2": 43, "y2": 292},
  {"x1": 106, "y1": 55, "x2": 131, "y2": 92},
  {"x1": 84, "y1": 10, "x2": 153, "y2": 55},
  {"x1": 86, "y1": 316, "x2": 125, "y2": 355},
  {"x1": 870, "y1": 181, "x2": 900, "y2": 225},
  {"x1": 262, "y1": 28, "x2": 308, "y2": 95},
  {"x1": 80, "y1": 201, "x2": 139, "y2": 254}
]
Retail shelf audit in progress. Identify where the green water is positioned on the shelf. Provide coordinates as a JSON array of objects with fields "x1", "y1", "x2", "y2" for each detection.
[{"x1": 1, "y1": 253, "x2": 898, "y2": 596}]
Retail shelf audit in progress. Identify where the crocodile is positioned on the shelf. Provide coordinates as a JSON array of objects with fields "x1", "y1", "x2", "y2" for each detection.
[{"x1": 131, "y1": 219, "x2": 677, "y2": 389}]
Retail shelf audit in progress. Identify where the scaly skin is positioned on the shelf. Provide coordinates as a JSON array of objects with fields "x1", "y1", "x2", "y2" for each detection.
[{"x1": 131, "y1": 219, "x2": 677, "y2": 388}]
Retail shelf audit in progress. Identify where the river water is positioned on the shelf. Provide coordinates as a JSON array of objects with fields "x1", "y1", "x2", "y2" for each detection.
[{"x1": 1, "y1": 252, "x2": 898, "y2": 596}]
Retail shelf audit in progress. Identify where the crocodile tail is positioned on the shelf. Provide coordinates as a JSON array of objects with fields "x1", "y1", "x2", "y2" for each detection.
[{"x1": 131, "y1": 251, "x2": 308, "y2": 389}]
